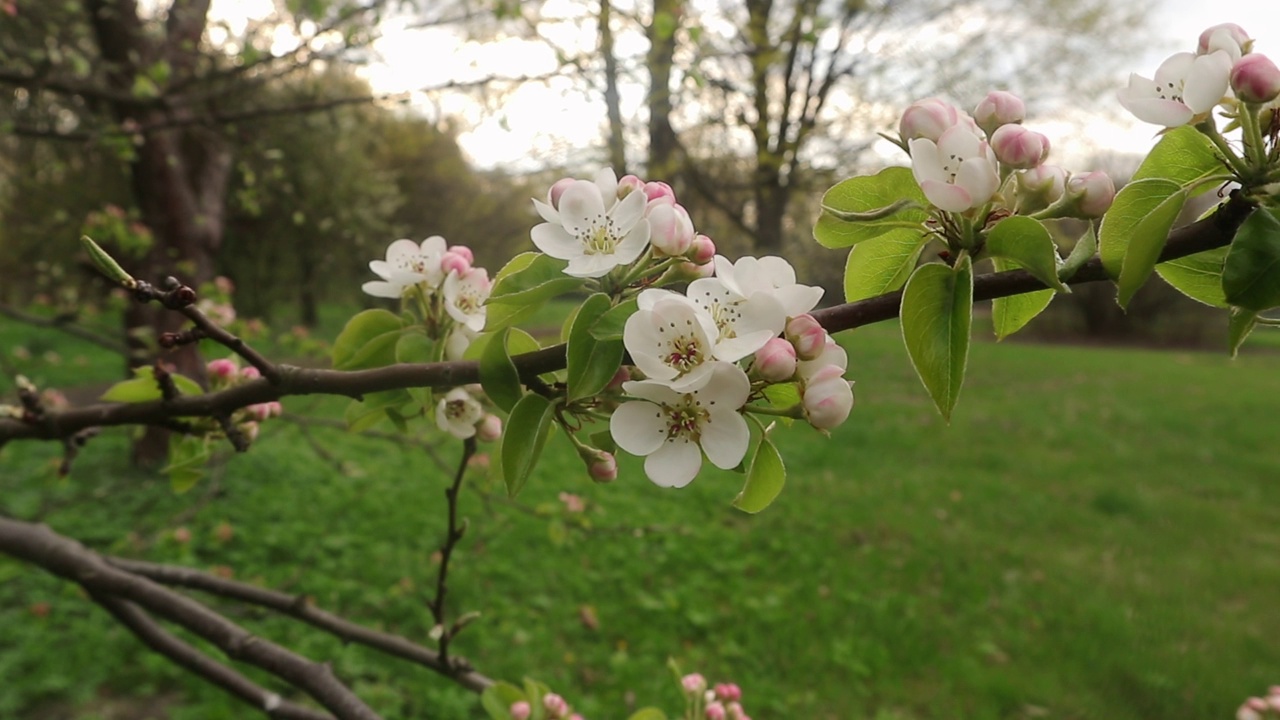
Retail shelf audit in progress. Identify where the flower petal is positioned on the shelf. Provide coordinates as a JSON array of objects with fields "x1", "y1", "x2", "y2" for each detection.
[
  {"x1": 532, "y1": 198, "x2": 559, "y2": 224},
  {"x1": 644, "y1": 438, "x2": 702, "y2": 487},
  {"x1": 530, "y1": 223, "x2": 582, "y2": 260},
  {"x1": 1183, "y1": 51, "x2": 1232, "y2": 113},
  {"x1": 1116, "y1": 91, "x2": 1195, "y2": 127},
  {"x1": 611, "y1": 186, "x2": 647, "y2": 232},
  {"x1": 908, "y1": 139, "x2": 945, "y2": 184},
  {"x1": 919, "y1": 179, "x2": 974, "y2": 213},
  {"x1": 955, "y1": 156, "x2": 999, "y2": 207},
  {"x1": 558, "y1": 181, "x2": 607, "y2": 235},
  {"x1": 699, "y1": 409, "x2": 750, "y2": 470},
  {"x1": 610, "y1": 400, "x2": 669, "y2": 456}
]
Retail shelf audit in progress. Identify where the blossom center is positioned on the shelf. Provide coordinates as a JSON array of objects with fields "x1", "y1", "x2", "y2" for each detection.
[
  {"x1": 1157, "y1": 80, "x2": 1185, "y2": 103},
  {"x1": 656, "y1": 399, "x2": 710, "y2": 442},
  {"x1": 664, "y1": 336, "x2": 703, "y2": 372},
  {"x1": 578, "y1": 218, "x2": 620, "y2": 256},
  {"x1": 444, "y1": 399, "x2": 470, "y2": 420}
]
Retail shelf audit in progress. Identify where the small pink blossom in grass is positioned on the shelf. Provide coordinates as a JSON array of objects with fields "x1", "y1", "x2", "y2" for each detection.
[
  {"x1": 558, "y1": 492, "x2": 588, "y2": 513},
  {"x1": 542, "y1": 693, "x2": 569, "y2": 718},
  {"x1": 467, "y1": 453, "x2": 491, "y2": 469},
  {"x1": 173, "y1": 527, "x2": 192, "y2": 544},
  {"x1": 714, "y1": 682, "x2": 742, "y2": 702},
  {"x1": 509, "y1": 700, "x2": 532, "y2": 720},
  {"x1": 705, "y1": 702, "x2": 726, "y2": 720},
  {"x1": 681, "y1": 673, "x2": 707, "y2": 694}
]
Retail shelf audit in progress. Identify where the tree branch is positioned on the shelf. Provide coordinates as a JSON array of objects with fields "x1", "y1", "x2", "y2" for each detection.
[
  {"x1": 90, "y1": 593, "x2": 334, "y2": 720},
  {"x1": 105, "y1": 556, "x2": 495, "y2": 694},
  {"x1": 0, "y1": 193, "x2": 1256, "y2": 446},
  {"x1": 0, "y1": 517, "x2": 380, "y2": 720}
]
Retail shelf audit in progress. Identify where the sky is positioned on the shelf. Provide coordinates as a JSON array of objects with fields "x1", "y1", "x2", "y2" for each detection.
[{"x1": 210, "y1": 0, "x2": 1280, "y2": 171}]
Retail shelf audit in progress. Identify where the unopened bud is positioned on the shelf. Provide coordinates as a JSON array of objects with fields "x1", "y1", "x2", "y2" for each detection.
[
  {"x1": 715, "y1": 683, "x2": 742, "y2": 702},
  {"x1": 542, "y1": 693, "x2": 569, "y2": 719},
  {"x1": 447, "y1": 244, "x2": 474, "y2": 264},
  {"x1": 681, "y1": 673, "x2": 707, "y2": 695},
  {"x1": 617, "y1": 174, "x2": 645, "y2": 199},
  {"x1": 1199, "y1": 23, "x2": 1251, "y2": 61},
  {"x1": 1016, "y1": 164, "x2": 1067, "y2": 212},
  {"x1": 548, "y1": 178, "x2": 575, "y2": 209},
  {"x1": 476, "y1": 414, "x2": 503, "y2": 442},
  {"x1": 440, "y1": 250, "x2": 472, "y2": 276},
  {"x1": 802, "y1": 365, "x2": 854, "y2": 431},
  {"x1": 648, "y1": 203, "x2": 695, "y2": 256},
  {"x1": 1065, "y1": 171, "x2": 1116, "y2": 218},
  {"x1": 785, "y1": 314, "x2": 827, "y2": 360},
  {"x1": 705, "y1": 702, "x2": 727, "y2": 720},
  {"x1": 990, "y1": 124, "x2": 1050, "y2": 169},
  {"x1": 688, "y1": 234, "x2": 716, "y2": 265},
  {"x1": 752, "y1": 338, "x2": 797, "y2": 382},
  {"x1": 973, "y1": 91, "x2": 1025, "y2": 136},
  {"x1": 643, "y1": 181, "x2": 675, "y2": 206},
  {"x1": 207, "y1": 358, "x2": 238, "y2": 380},
  {"x1": 509, "y1": 701, "x2": 532, "y2": 720},
  {"x1": 899, "y1": 98, "x2": 961, "y2": 143},
  {"x1": 240, "y1": 366, "x2": 262, "y2": 381},
  {"x1": 1231, "y1": 53, "x2": 1280, "y2": 104}
]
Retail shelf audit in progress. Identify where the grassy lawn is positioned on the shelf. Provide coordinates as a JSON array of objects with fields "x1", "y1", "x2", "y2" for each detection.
[{"x1": 2, "y1": 310, "x2": 1279, "y2": 720}]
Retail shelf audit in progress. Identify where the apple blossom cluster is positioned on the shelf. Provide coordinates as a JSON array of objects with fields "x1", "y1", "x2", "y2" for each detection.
[
  {"x1": 680, "y1": 674, "x2": 751, "y2": 720},
  {"x1": 1119, "y1": 23, "x2": 1280, "y2": 128},
  {"x1": 533, "y1": 168, "x2": 716, "y2": 282},
  {"x1": 1238, "y1": 686, "x2": 1280, "y2": 720},
  {"x1": 206, "y1": 358, "x2": 281, "y2": 442},
  {"x1": 507, "y1": 693, "x2": 584, "y2": 720},
  {"x1": 898, "y1": 93, "x2": 1116, "y2": 220},
  {"x1": 362, "y1": 236, "x2": 491, "y2": 359},
  {"x1": 489, "y1": 673, "x2": 747, "y2": 720},
  {"x1": 608, "y1": 255, "x2": 852, "y2": 488}
]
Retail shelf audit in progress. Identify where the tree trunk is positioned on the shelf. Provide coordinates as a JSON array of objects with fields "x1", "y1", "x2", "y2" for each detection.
[
  {"x1": 646, "y1": 0, "x2": 680, "y2": 180},
  {"x1": 600, "y1": 0, "x2": 627, "y2": 175}
]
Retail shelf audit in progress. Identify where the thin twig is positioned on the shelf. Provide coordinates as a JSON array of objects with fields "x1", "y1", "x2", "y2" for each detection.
[{"x1": 428, "y1": 438, "x2": 477, "y2": 667}]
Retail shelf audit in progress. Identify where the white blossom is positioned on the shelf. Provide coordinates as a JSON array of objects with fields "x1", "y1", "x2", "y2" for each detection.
[
  {"x1": 443, "y1": 267, "x2": 491, "y2": 332},
  {"x1": 610, "y1": 362, "x2": 751, "y2": 488},
  {"x1": 435, "y1": 388, "x2": 483, "y2": 439},
  {"x1": 363, "y1": 237, "x2": 447, "y2": 298},
  {"x1": 909, "y1": 125, "x2": 1000, "y2": 213},
  {"x1": 530, "y1": 169, "x2": 650, "y2": 277},
  {"x1": 711, "y1": 255, "x2": 823, "y2": 319},
  {"x1": 625, "y1": 291, "x2": 721, "y2": 391},
  {"x1": 1117, "y1": 51, "x2": 1233, "y2": 128}
]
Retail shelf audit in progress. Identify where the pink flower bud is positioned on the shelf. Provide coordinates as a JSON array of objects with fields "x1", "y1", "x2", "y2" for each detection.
[
  {"x1": 1066, "y1": 171, "x2": 1116, "y2": 218},
  {"x1": 688, "y1": 234, "x2": 716, "y2": 264},
  {"x1": 785, "y1": 314, "x2": 827, "y2": 361},
  {"x1": 568, "y1": 715, "x2": 584, "y2": 720},
  {"x1": 558, "y1": 491, "x2": 587, "y2": 512},
  {"x1": 803, "y1": 365, "x2": 854, "y2": 430},
  {"x1": 548, "y1": 178, "x2": 575, "y2": 209},
  {"x1": 241, "y1": 420, "x2": 260, "y2": 443},
  {"x1": 240, "y1": 365, "x2": 262, "y2": 381},
  {"x1": 607, "y1": 366, "x2": 631, "y2": 390},
  {"x1": 643, "y1": 181, "x2": 675, "y2": 205},
  {"x1": 972, "y1": 91, "x2": 1025, "y2": 136},
  {"x1": 588, "y1": 452, "x2": 618, "y2": 483},
  {"x1": 509, "y1": 701, "x2": 532, "y2": 720},
  {"x1": 899, "y1": 98, "x2": 961, "y2": 142},
  {"x1": 1016, "y1": 164, "x2": 1067, "y2": 209},
  {"x1": 207, "y1": 358, "x2": 238, "y2": 380},
  {"x1": 990, "y1": 124, "x2": 1050, "y2": 169},
  {"x1": 715, "y1": 683, "x2": 742, "y2": 703},
  {"x1": 1199, "y1": 23, "x2": 1250, "y2": 60},
  {"x1": 447, "y1": 245, "x2": 474, "y2": 264},
  {"x1": 1237, "y1": 704, "x2": 1262, "y2": 720},
  {"x1": 440, "y1": 250, "x2": 472, "y2": 276},
  {"x1": 617, "y1": 174, "x2": 646, "y2": 199},
  {"x1": 1231, "y1": 54, "x2": 1280, "y2": 104},
  {"x1": 476, "y1": 414, "x2": 503, "y2": 442},
  {"x1": 752, "y1": 337, "x2": 797, "y2": 382},
  {"x1": 648, "y1": 203, "x2": 696, "y2": 256},
  {"x1": 681, "y1": 673, "x2": 707, "y2": 695},
  {"x1": 705, "y1": 702, "x2": 727, "y2": 720},
  {"x1": 542, "y1": 693, "x2": 569, "y2": 718},
  {"x1": 679, "y1": 260, "x2": 716, "y2": 279}
]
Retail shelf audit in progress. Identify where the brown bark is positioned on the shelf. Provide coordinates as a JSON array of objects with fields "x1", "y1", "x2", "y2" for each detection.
[
  {"x1": 646, "y1": 0, "x2": 680, "y2": 180},
  {"x1": 601, "y1": 0, "x2": 627, "y2": 174}
]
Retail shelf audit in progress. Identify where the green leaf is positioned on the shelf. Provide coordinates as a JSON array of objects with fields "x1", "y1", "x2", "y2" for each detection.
[
  {"x1": 985, "y1": 216, "x2": 1066, "y2": 292},
  {"x1": 567, "y1": 294, "x2": 624, "y2": 402},
  {"x1": 1130, "y1": 125, "x2": 1223, "y2": 192},
  {"x1": 1098, "y1": 178, "x2": 1186, "y2": 308},
  {"x1": 481, "y1": 328, "x2": 524, "y2": 413},
  {"x1": 344, "y1": 390, "x2": 411, "y2": 433},
  {"x1": 814, "y1": 167, "x2": 929, "y2": 248},
  {"x1": 394, "y1": 329, "x2": 435, "y2": 364},
  {"x1": 1223, "y1": 208, "x2": 1280, "y2": 312},
  {"x1": 589, "y1": 298, "x2": 638, "y2": 341},
  {"x1": 1156, "y1": 247, "x2": 1229, "y2": 308},
  {"x1": 487, "y1": 253, "x2": 585, "y2": 306},
  {"x1": 100, "y1": 367, "x2": 201, "y2": 403},
  {"x1": 842, "y1": 228, "x2": 929, "y2": 302},
  {"x1": 80, "y1": 236, "x2": 135, "y2": 287},
  {"x1": 480, "y1": 682, "x2": 528, "y2": 720},
  {"x1": 1058, "y1": 224, "x2": 1098, "y2": 281},
  {"x1": 1228, "y1": 308, "x2": 1259, "y2": 357},
  {"x1": 163, "y1": 435, "x2": 210, "y2": 494},
  {"x1": 627, "y1": 710, "x2": 669, "y2": 720},
  {"x1": 900, "y1": 257, "x2": 973, "y2": 421},
  {"x1": 332, "y1": 309, "x2": 402, "y2": 369},
  {"x1": 991, "y1": 258, "x2": 1054, "y2": 340},
  {"x1": 733, "y1": 439, "x2": 786, "y2": 513},
  {"x1": 502, "y1": 394, "x2": 556, "y2": 497}
]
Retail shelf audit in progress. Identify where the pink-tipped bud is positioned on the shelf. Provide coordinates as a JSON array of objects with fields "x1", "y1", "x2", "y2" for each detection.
[
  {"x1": 753, "y1": 338, "x2": 797, "y2": 382},
  {"x1": 241, "y1": 420, "x2": 260, "y2": 443},
  {"x1": 617, "y1": 174, "x2": 646, "y2": 199},
  {"x1": 248, "y1": 401, "x2": 283, "y2": 420},
  {"x1": 688, "y1": 234, "x2": 716, "y2": 265},
  {"x1": 476, "y1": 414, "x2": 503, "y2": 442},
  {"x1": 548, "y1": 178, "x2": 575, "y2": 209},
  {"x1": 679, "y1": 260, "x2": 716, "y2": 279},
  {"x1": 705, "y1": 702, "x2": 727, "y2": 720},
  {"x1": 240, "y1": 365, "x2": 262, "y2": 381},
  {"x1": 973, "y1": 91, "x2": 1025, "y2": 136},
  {"x1": 726, "y1": 702, "x2": 746, "y2": 720},
  {"x1": 715, "y1": 683, "x2": 742, "y2": 703},
  {"x1": 1016, "y1": 164, "x2": 1067, "y2": 211},
  {"x1": 542, "y1": 693, "x2": 569, "y2": 718},
  {"x1": 648, "y1": 203, "x2": 696, "y2": 256},
  {"x1": 1199, "y1": 23, "x2": 1250, "y2": 60},
  {"x1": 440, "y1": 250, "x2": 472, "y2": 276},
  {"x1": 1065, "y1": 171, "x2": 1116, "y2": 218},
  {"x1": 785, "y1": 314, "x2": 827, "y2": 361},
  {"x1": 681, "y1": 673, "x2": 707, "y2": 695},
  {"x1": 607, "y1": 366, "x2": 631, "y2": 390},
  {"x1": 1231, "y1": 54, "x2": 1280, "y2": 104},
  {"x1": 588, "y1": 452, "x2": 618, "y2": 483},
  {"x1": 558, "y1": 491, "x2": 587, "y2": 513},
  {"x1": 207, "y1": 358, "x2": 238, "y2": 380},
  {"x1": 1237, "y1": 704, "x2": 1263, "y2": 720},
  {"x1": 448, "y1": 244, "x2": 474, "y2": 264},
  {"x1": 990, "y1": 124, "x2": 1050, "y2": 169},
  {"x1": 898, "y1": 98, "x2": 961, "y2": 142},
  {"x1": 643, "y1": 181, "x2": 675, "y2": 205},
  {"x1": 509, "y1": 701, "x2": 532, "y2": 720},
  {"x1": 803, "y1": 365, "x2": 854, "y2": 430},
  {"x1": 568, "y1": 715, "x2": 584, "y2": 720}
]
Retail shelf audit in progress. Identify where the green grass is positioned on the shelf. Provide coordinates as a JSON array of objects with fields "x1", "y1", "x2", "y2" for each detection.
[{"x1": 2, "y1": 312, "x2": 1280, "y2": 720}]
